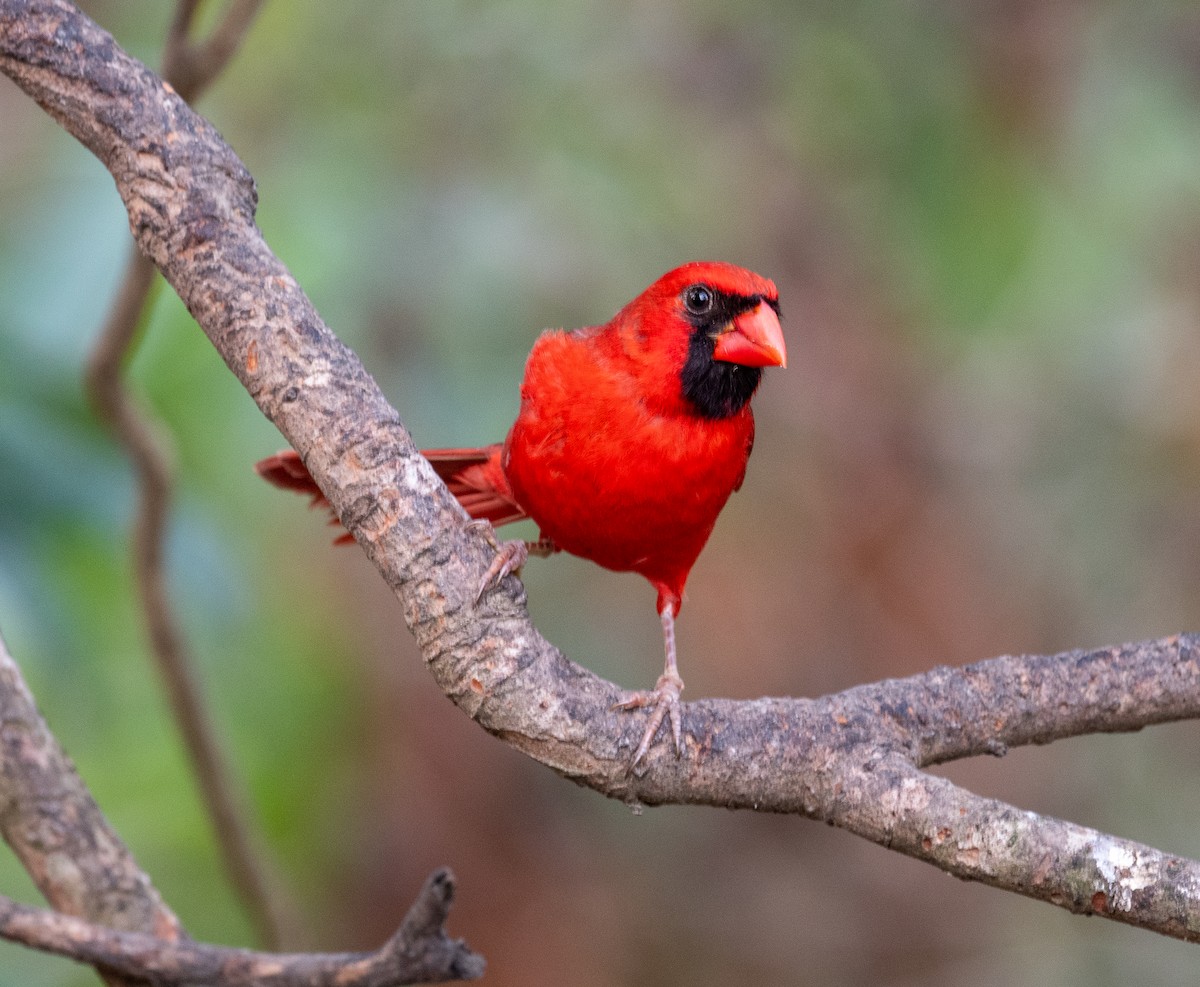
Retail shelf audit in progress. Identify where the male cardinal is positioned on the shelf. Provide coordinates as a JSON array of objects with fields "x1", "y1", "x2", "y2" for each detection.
[{"x1": 257, "y1": 262, "x2": 786, "y2": 765}]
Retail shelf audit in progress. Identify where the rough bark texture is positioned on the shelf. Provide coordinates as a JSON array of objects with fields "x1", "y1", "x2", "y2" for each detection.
[
  {"x1": 0, "y1": 625, "x2": 484, "y2": 982},
  {"x1": 2, "y1": 0, "x2": 1199, "y2": 947},
  {"x1": 0, "y1": 867, "x2": 482, "y2": 986},
  {"x1": 0, "y1": 633, "x2": 184, "y2": 987}
]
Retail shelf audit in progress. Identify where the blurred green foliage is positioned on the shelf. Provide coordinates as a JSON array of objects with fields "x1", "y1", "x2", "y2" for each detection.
[{"x1": 3, "y1": 0, "x2": 1200, "y2": 984}]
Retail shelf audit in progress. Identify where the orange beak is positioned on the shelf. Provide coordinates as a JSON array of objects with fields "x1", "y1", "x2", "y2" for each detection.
[{"x1": 711, "y1": 301, "x2": 787, "y2": 369}]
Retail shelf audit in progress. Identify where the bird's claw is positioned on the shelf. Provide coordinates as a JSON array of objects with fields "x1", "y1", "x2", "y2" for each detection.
[
  {"x1": 612, "y1": 669, "x2": 684, "y2": 767},
  {"x1": 466, "y1": 519, "x2": 529, "y2": 603}
]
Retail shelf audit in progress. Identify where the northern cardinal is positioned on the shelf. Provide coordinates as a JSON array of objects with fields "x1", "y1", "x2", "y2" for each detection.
[{"x1": 257, "y1": 262, "x2": 786, "y2": 764}]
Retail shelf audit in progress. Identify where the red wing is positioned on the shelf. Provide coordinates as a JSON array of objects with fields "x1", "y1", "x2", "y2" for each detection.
[{"x1": 424, "y1": 446, "x2": 527, "y2": 527}]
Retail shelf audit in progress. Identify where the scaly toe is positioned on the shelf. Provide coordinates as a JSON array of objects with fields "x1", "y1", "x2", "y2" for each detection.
[
  {"x1": 466, "y1": 520, "x2": 529, "y2": 603},
  {"x1": 613, "y1": 671, "x2": 684, "y2": 766}
]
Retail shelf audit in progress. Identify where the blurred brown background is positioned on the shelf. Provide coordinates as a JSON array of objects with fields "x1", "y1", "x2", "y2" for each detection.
[{"x1": 2, "y1": 0, "x2": 1200, "y2": 983}]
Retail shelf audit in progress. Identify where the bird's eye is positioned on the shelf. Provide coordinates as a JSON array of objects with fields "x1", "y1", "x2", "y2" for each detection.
[{"x1": 683, "y1": 285, "x2": 714, "y2": 315}]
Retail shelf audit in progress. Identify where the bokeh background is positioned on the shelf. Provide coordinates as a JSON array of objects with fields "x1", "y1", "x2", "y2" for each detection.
[{"x1": 3, "y1": 0, "x2": 1200, "y2": 983}]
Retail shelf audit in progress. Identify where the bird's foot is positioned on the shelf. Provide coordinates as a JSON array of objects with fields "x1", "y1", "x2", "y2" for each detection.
[
  {"x1": 465, "y1": 519, "x2": 528, "y2": 602},
  {"x1": 612, "y1": 669, "x2": 684, "y2": 767},
  {"x1": 466, "y1": 521, "x2": 556, "y2": 603}
]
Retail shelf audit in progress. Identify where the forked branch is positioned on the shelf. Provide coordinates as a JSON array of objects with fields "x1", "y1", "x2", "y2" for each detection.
[
  {"x1": 0, "y1": 868, "x2": 482, "y2": 986},
  {"x1": 0, "y1": 627, "x2": 482, "y2": 983}
]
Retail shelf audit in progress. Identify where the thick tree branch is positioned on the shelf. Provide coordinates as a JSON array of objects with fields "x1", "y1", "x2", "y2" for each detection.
[
  {"x1": 0, "y1": 628, "x2": 184, "y2": 987},
  {"x1": 0, "y1": 627, "x2": 482, "y2": 983},
  {"x1": 2, "y1": 0, "x2": 1199, "y2": 946},
  {"x1": 0, "y1": 866, "x2": 482, "y2": 985}
]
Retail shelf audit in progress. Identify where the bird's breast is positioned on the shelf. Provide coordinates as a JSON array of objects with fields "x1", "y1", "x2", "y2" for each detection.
[{"x1": 504, "y1": 390, "x2": 753, "y2": 583}]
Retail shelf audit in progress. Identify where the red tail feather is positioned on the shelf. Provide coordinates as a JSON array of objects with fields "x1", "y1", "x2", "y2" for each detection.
[
  {"x1": 255, "y1": 446, "x2": 526, "y2": 539},
  {"x1": 255, "y1": 451, "x2": 327, "y2": 503}
]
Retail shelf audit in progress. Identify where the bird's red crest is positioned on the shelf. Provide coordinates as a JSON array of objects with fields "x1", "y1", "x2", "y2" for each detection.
[{"x1": 645, "y1": 261, "x2": 779, "y2": 305}]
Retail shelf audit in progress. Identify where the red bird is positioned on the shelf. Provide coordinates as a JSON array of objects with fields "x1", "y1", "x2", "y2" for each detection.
[{"x1": 257, "y1": 262, "x2": 786, "y2": 764}]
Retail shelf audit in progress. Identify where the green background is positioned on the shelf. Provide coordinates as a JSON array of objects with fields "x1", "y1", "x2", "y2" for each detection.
[{"x1": 2, "y1": 0, "x2": 1200, "y2": 983}]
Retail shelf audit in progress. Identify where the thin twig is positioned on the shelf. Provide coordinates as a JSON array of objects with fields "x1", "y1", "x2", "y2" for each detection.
[
  {"x1": 0, "y1": 869, "x2": 483, "y2": 986},
  {"x1": 162, "y1": 0, "x2": 263, "y2": 104},
  {"x1": 81, "y1": 0, "x2": 289, "y2": 950}
]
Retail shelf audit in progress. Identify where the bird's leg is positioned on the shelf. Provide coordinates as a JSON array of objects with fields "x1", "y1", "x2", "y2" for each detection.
[
  {"x1": 524, "y1": 537, "x2": 557, "y2": 558},
  {"x1": 465, "y1": 519, "x2": 556, "y2": 602},
  {"x1": 612, "y1": 604, "x2": 684, "y2": 766}
]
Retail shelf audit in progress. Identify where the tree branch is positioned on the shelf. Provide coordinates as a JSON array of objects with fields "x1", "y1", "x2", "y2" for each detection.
[
  {"x1": 3, "y1": 0, "x2": 1199, "y2": 946},
  {"x1": 0, "y1": 626, "x2": 482, "y2": 984},
  {"x1": 160, "y1": 0, "x2": 262, "y2": 104},
  {"x1": 0, "y1": 628, "x2": 184, "y2": 987},
  {"x1": 0, "y1": 867, "x2": 483, "y2": 985}
]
